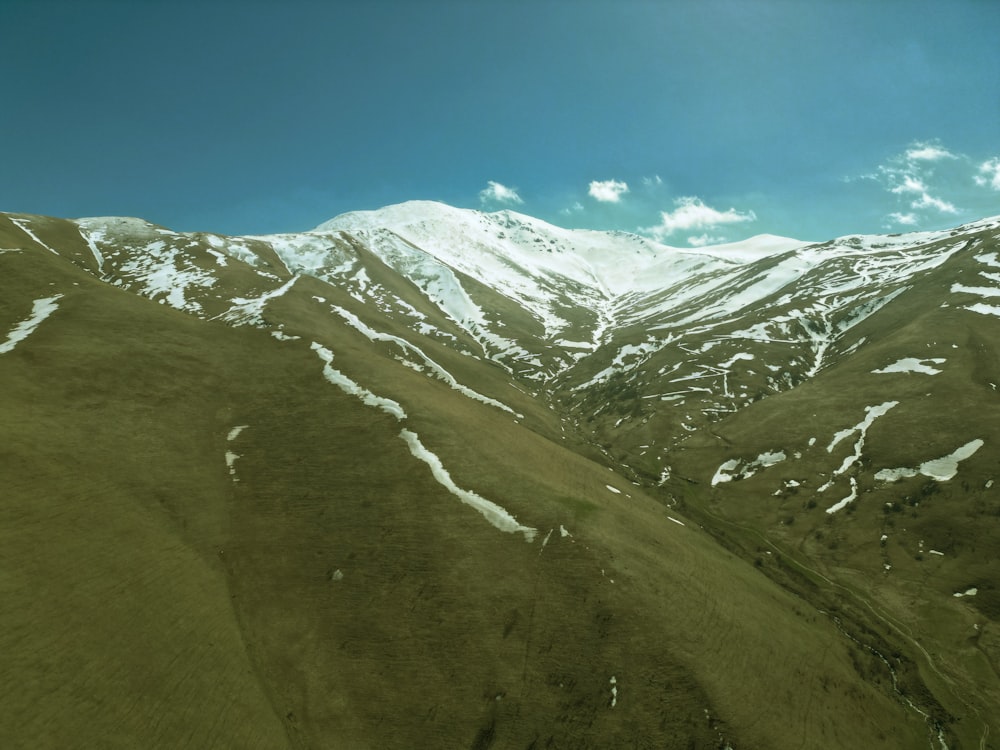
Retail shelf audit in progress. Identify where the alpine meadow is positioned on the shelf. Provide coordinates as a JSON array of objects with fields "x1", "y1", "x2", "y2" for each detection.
[{"x1": 2, "y1": 202, "x2": 999, "y2": 749}]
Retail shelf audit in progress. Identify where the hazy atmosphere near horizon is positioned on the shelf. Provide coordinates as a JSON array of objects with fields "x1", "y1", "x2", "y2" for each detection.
[{"x1": 4, "y1": 0, "x2": 999, "y2": 243}]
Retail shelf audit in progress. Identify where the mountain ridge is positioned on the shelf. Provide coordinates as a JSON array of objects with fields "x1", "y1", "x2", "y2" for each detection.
[{"x1": 2, "y1": 203, "x2": 999, "y2": 748}]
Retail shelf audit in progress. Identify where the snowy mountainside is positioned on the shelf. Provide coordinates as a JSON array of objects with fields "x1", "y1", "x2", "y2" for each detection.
[{"x1": 3, "y1": 203, "x2": 1000, "y2": 749}]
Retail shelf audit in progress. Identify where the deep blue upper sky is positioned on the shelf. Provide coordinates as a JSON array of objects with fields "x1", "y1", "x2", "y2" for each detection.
[{"x1": 4, "y1": 0, "x2": 999, "y2": 245}]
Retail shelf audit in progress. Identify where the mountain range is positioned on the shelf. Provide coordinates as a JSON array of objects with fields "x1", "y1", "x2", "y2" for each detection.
[{"x1": 2, "y1": 201, "x2": 998, "y2": 749}]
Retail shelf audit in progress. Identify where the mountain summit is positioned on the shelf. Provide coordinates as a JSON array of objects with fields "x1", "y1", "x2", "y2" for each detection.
[{"x1": 2, "y1": 203, "x2": 999, "y2": 748}]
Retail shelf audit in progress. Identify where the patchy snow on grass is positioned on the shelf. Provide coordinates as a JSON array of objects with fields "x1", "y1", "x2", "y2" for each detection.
[
  {"x1": 311, "y1": 342, "x2": 407, "y2": 420},
  {"x1": 227, "y1": 425, "x2": 248, "y2": 441},
  {"x1": 876, "y1": 439, "x2": 984, "y2": 483},
  {"x1": 953, "y1": 587, "x2": 978, "y2": 598},
  {"x1": 719, "y1": 351, "x2": 754, "y2": 369},
  {"x1": 827, "y1": 402, "x2": 898, "y2": 453},
  {"x1": 821, "y1": 402, "x2": 898, "y2": 491},
  {"x1": 609, "y1": 676, "x2": 618, "y2": 708},
  {"x1": 964, "y1": 302, "x2": 1000, "y2": 317},
  {"x1": 952, "y1": 283, "x2": 1000, "y2": 297},
  {"x1": 330, "y1": 305, "x2": 520, "y2": 415},
  {"x1": 0, "y1": 294, "x2": 63, "y2": 354},
  {"x1": 111, "y1": 239, "x2": 221, "y2": 314},
  {"x1": 919, "y1": 440, "x2": 984, "y2": 481},
  {"x1": 215, "y1": 275, "x2": 299, "y2": 326},
  {"x1": 225, "y1": 451, "x2": 239, "y2": 469},
  {"x1": 10, "y1": 218, "x2": 59, "y2": 255},
  {"x1": 974, "y1": 252, "x2": 1000, "y2": 268},
  {"x1": 711, "y1": 451, "x2": 786, "y2": 486},
  {"x1": 78, "y1": 227, "x2": 106, "y2": 272},
  {"x1": 399, "y1": 429, "x2": 536, "y2": 541},
  {"x1": 954, "y1": 252, "x2": 1000, "y2": 317},
  {"x1": 606, "y1": 484, "x2": 622, "y2": 494},
  {"x1": 875, "y1": 467, "x2": 919, "y2": 482},
  {"x1": 711, "y1": 459, "x2": 742, "y2": 486},
  {"x1": 872, "y1": 357, "x2": 945, "y2": 375},
  {"x1": 825, "y1": 476, "x2": 859, "y2": 514}
]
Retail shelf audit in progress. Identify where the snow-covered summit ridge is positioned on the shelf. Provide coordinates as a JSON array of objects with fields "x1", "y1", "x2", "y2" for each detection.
[
  {"x1": 313, "y1": 200, "x2": 808, "y2": 297},
  {"x1": 56, "y1": 202, "x2": 1000, "y2": 389}
]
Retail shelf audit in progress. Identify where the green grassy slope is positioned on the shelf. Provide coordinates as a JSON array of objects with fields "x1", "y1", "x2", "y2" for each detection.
[
  {"x1": 665, "y1": 231, "x2": 1000, "y2": 749},
  {"x1": 2, "y1": 211, "x2": 984, "y2": 748}
]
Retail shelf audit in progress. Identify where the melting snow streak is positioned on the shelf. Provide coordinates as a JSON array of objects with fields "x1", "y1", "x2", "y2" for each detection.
[
  {"x1": 400, "y1": 429, "x2": 536, "y2": 542},
  {"x1": 330, "y1": 305, "x2": 519, "y2": 415},
  {"x1": 0, "y1": 295, "x2": 62, "y2": 354},
  {"x1": 311, "y1": 343, "x2": 407, "y2": 420},
  {"x1": 10, "y1": 218, "x2": 59, "y2": 255}
]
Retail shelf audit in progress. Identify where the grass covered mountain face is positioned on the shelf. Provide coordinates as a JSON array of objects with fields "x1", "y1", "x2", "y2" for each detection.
[{"x1": 2, "y1": 204, "x2": 998, "y2": 749}]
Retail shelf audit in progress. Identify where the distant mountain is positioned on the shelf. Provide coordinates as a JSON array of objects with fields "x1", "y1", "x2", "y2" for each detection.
[{"x1": 2, "y1": 202, "x2": 998, "y2": 749}]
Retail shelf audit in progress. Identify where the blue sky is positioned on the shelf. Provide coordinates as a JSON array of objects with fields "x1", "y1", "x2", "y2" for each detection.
[{"x1": 4, "y1": 0, "x2": 999, "y2": 245}]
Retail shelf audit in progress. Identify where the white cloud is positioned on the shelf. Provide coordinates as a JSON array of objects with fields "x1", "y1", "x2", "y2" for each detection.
[
  {"x1": 889, "y1": 175, "x2": 928, "y2": 195},
  {"x1": 642, "y1": 196, "x2": 756, "y2": 240},
  {"x1": 975, "y1": 158, "x2": 1000, "y2": 190},
  {"x1": 560, "y1": 201, "x2": 584, "y2": 216},
  {"x1": 687, "y1": 234, "x2": 726, "y2": 247},
  {"x1": 588, "y1": 179, "x2": 629, "y2": 203},
  {"x1": 904, "y1": 142, "x2": 957, "y2": 162},
  {"x1": 911, "y1": 192, "x2": 958, "y2": 214},
  {"x1": 642, "y1": 175, "x2": 663, "y2": 188},
  {"x1": 867, "y1": 140, "x2": 963, "y2": 224},
  {"x1": 479, "y1": 181, "x2": 522, "y2": 205},
  {"x1": 887, "y1": 212, "x2": 918, "y2": 226}
]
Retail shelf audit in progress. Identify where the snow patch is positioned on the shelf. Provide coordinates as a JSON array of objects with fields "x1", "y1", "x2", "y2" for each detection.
[
  {"x1": 820, "y1": 402, "x2": 898, "y2": 492},
  {"x1": 330, "y1": 305, "x2": 519, "y2": 415},
  {"x1": 10, "y1": 218, "x2": 59, "y2": 255},
  {"x1": 78, "y1": 227, "x2": 106, "y2": 271},
  {"x1": 216, "y1": 275, "x2": 299, "y2": 326},
  {"x1": 311, "y1": 342, "x2": 407, "y2": 420},
  {"x1": 0, "y1": 295, "x2": 63, "y2": 354},
  {"x1": 399, "y1": 429, "x2": 536, "y2": 541},
  {"x1": 872, "y1": 357, "x2": 945, "y2": 375},
  {"x1": 719, "y1": 351, "x2": 754, "y2": 369},
  {"x1": 876, "y1": 439, "x2": 984, "y2": 483},
  {"x1": 711, "y1": 451, "x2": 786, "y2": 486},
  {"x1": 227, "y1": 425, "x2": 248, "y2": 441},
  {"x1": 825, "y1": 476, "x2": 858, "y2": 514}
]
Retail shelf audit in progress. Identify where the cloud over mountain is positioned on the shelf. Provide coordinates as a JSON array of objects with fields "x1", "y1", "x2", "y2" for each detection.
[
  {"x1": 642, "y1": 196, "x2": 756, "y2": 242},
  {"x1": 479, "y1": 181, "x2": 523, "y2": 205},
  {"x1": 588, "y1": 179, "x2": 629, "y2": 203},
  {"x1": 976, "y1": 158, "x2": 1000, "y2": 191}
]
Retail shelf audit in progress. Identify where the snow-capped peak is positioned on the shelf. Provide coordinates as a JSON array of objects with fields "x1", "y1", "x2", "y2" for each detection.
[{"x1": 314, "y1": 200, "x2": 806, "y2": 296}]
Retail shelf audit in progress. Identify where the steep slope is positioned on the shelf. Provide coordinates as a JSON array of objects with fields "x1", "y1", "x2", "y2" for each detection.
[
  {"x1": 3, "y1": 205, "x2": 998, "y2": 748},
  {"x1": 665, "y1": 225, "x2": 1000, "y2": 749}
]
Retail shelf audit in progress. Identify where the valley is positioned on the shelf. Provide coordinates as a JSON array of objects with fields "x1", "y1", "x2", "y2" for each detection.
[{"x1": 2, "y1": 202, "x2": 998, "y2": 749}]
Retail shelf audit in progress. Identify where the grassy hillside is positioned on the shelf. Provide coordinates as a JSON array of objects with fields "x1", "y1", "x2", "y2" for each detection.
[{"x1": 2, "y1": 210, "x2": 995, "y2": 748}]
